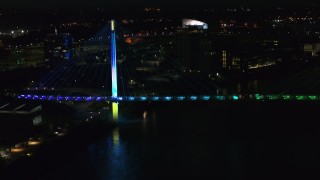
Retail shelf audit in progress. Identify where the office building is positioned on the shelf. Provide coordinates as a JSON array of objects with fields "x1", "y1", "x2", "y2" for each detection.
[
  {"x1": 176, "y1": 19, "x2": 215, "y2": 74},
  {"x1": 44, "y1": 33, "x2": 74, "y2": 61}
]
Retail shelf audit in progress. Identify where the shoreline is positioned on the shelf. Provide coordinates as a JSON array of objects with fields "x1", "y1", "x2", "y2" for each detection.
[
  {"x1": 0, "y1": 100, "x2": 116, "y2": 174},
  {"x1": 0, "y1": 117, "x2": 117, "y2": 179}
]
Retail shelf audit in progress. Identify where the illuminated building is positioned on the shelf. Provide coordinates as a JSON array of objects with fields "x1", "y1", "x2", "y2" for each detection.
[
  {"x1": 304, "y1": 43, "x2": 320, "y2": 57},
  {"x1": 44, "y1": 33, "x2": 74, "y2": 62},
  {"x1": 176, "y1": 19, "x2": 215, "y2": 74},
  {"x1": 213, "y1": 33, "x2": 283, "y2": 73},
  {"x1": 182, "y1": 19, "x2": 208, "y2": 30},
  {"x1": 222, "y1": 51, "x2": 227, "y2": 68},
  {"x1": 0, "y1": 102, "x2": 43, "y2": 147}
]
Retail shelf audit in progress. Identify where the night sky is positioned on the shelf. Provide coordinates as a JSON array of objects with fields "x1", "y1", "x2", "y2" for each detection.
[{"x1": 2, "y1": 0, "x2": 320, "y2": 8}]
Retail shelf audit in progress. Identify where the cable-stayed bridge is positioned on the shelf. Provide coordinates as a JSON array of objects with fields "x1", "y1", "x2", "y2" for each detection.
[{"x1": 15, "y1": 20, "x2": 320, "y2": 105}]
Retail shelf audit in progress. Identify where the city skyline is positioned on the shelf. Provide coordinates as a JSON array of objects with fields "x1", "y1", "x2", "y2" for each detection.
[
  {"x1": 1, "y1": 4, "x2": 320, "y2": 179},
  {"x1": 1, "y1": 0, "x2": 320, "y2": 8}
]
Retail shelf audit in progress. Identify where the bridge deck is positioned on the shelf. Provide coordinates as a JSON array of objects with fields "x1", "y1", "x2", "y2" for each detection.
[{"x1": 17, "y1": 94, "x2": 320, "y2": 102}]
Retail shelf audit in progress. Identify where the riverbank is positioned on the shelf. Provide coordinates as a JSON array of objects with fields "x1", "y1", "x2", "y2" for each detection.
[
  {"x1": 0, "y1": 98, "x2": 115, "y2": 174},
  {"x1": 0, "y1": 118, "x2": 116, "y2": 179}
]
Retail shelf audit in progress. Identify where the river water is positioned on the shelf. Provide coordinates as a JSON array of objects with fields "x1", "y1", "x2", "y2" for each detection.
[{"x1": 2, "y1": 100, "x2": 320, "y2": 179}]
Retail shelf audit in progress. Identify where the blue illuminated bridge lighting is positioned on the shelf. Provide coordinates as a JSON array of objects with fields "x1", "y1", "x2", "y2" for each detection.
[{"x1": 16, "y1": 94, "x2": 320, "y2": 102}]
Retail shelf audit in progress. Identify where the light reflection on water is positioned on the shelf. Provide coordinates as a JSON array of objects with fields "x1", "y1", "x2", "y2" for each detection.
[
  {"x1": 88, "y1": 109, "x2": 154, "y2": 180},
  {"x1": 91, "y1": 102, "x2": 320, "y2": 179},
  {"x1": 112, "y1": 128, "x2": 120, "y2": 146},
  {"x1": 142, "y1": 110, "x2": 148, "y2": 131},
  {"x1": 98, "y1": 109, "x2": 159, "y2": 180},
  {"x1": 3, "y1": 102, "x2": 320, "y2": 179},
  {"x1": 107, "y1": 127, "x2": 127, "y2": 180}
]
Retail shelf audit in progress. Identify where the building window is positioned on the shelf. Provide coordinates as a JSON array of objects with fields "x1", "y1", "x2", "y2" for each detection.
[{"x1": 222, "y1": 51, "x2": 227, "y2": 68}]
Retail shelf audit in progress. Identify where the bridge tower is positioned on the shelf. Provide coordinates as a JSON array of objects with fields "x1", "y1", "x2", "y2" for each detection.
[{"x1": 111, "y1": 20, "x2": 118, "y2": 121}]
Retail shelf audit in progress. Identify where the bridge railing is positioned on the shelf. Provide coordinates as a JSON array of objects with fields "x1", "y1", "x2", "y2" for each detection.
[{"x1": 16, "y1": 94, "x2": 320, "y2": 102}]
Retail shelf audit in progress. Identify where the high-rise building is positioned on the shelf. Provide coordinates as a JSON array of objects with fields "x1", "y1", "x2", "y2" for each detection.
[
  {"x1": 44, "y1": 33, "x2": 74, "y2": 62},
  {"x1": 176, "y1": 19, "x2": 215, "y2": 74}
]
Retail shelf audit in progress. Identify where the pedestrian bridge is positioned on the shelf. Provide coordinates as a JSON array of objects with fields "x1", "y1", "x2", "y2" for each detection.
[{"x1": 17, "y1": 94, "x2": 320, "y2": 102}]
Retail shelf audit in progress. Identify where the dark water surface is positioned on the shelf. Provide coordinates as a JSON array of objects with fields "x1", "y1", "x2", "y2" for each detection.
[{"x1": 2, "y1": 101, "x2": 320, "y2": 179}]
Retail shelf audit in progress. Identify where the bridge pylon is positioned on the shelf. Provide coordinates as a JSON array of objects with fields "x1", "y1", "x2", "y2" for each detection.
[{"x1": 110, "y1": 19, "x2": 118, "y2": 121}]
